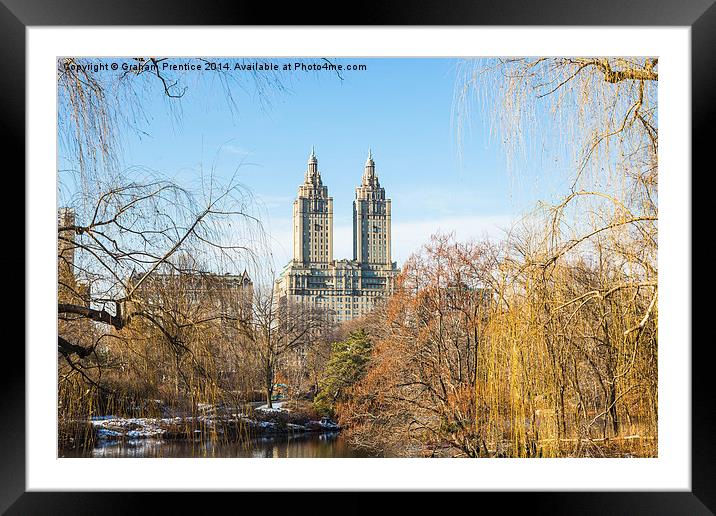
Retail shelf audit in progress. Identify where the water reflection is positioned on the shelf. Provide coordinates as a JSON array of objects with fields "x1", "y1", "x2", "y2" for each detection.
[{"x1": 60, "y1": 432, "x2": 378, "y2": 458}]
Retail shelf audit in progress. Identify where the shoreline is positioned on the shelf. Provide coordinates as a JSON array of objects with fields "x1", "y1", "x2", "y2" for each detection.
[{"x1": 59, "y1": 403, "x2": 341, "y2": 450}]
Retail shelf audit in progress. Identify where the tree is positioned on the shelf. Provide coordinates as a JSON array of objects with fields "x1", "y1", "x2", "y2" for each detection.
[
  {"x1": 57, "y1": 174, "x2": 263, "y2": 368},
  {"x1": 340, "y1": 235, "x2": 499, "y2": 457},
  {"x1": 456, "y1": 58, "x2": 658, "y2": 449},
  {"x1": 237, "y1": 284, "x2": 330, "y2": 408},
  {"x1": 56, "y1": 185, "x2": 266, "y2": 429},
  {"x1": 314, "y1": 329, "x2": 372, "y2": 417},
  {"x1": 57, "y1": 57, "x2": 287, "y2": 429}
]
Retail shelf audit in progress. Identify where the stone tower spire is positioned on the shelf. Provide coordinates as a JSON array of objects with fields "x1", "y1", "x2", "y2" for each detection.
[
  {"x1": 354, "y1": 151, "x2": 391, "y2": 265},
  {"x1": 362, "y1": 148, "x2": 379, "y2": 187},
  {"x1": 305, "y1": 146, "x2": 320, "y2": 185},
  {"x1": 294, "y1": 148, "x2": 333, "y2": 264}
]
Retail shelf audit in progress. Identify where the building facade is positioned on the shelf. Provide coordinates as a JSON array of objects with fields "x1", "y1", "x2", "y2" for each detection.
[
  {"x1": 129, "y1": 269, "x2": 254, "y2": 324},
  {"x1": 58, "y1": 207, "x2": 76, "y2": 276},
  {"x1": 276, "y1": 150, "x2": 399, "y2": 322}
]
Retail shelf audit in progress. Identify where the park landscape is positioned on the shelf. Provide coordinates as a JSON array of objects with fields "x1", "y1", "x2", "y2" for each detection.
[{"x1": 57, "y1": 57, "x2": 658, "y2": 458}]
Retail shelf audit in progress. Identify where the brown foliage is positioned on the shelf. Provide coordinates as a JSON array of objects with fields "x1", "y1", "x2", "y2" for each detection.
[{"x1": 340, "y1": 231, "x2": 657, "y2": 457}]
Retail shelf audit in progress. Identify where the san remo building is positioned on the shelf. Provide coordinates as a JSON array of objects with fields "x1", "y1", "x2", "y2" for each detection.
[{"x1": 275, "y1": 148, "x2": 399, "y2": 321}]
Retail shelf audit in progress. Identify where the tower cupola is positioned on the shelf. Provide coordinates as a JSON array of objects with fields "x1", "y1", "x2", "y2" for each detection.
[
  {"x1": 362, "y1": 148, "x2": 379, "y2": 187},
  {"x1": 305, "y1": 146, "x2": 321, "y2": 185}
]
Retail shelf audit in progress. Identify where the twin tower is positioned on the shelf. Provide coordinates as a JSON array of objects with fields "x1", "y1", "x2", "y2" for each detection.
[
  {"x1": 277, "y1": 148, "x2": 398, "y2": 322},
  {"x1": 292, "y1": 148, "x2": 392, "y2": 266}
]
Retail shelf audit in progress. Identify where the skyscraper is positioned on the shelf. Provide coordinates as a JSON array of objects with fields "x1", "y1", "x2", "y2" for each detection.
[
  {"x1": 354, "y1": 149, "x2": 391, "y2": 265},
  {"x1": 276, "y1": 149, "x2": 399, "y2": 322},
  {"x1": 293, "y1": 147, "x2": 333, "y2": 264}
]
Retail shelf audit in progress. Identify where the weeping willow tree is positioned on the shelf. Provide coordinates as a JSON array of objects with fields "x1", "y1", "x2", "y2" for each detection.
[
  {"x1": 456, "y1": 58, "x2": 658, "y2": 456},
  {"x1": 56, "y1": 58, "x2": 288, "y2": 445}
]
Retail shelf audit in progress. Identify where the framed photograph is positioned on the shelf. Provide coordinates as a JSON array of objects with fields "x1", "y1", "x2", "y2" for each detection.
[{"x1": 6, "y1": 0, "x2": 707, "y2": 512}]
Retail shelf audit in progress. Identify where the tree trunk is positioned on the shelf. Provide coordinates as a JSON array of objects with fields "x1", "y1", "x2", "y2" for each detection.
[
  {"x1": 608, "y1": 382, "x2": 619, "y2": 436},
  {"x1": 265, "y1": 358, "x2": 273, "y2": 409}
]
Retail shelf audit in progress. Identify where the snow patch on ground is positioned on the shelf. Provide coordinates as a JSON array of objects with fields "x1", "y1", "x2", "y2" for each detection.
[
  {"x1": 255, "y1": 401, "x2": 285, "y2": 412},
  {"x1": 91, "y1": 417, "x2": 178, "y2": 440},
  {"x1": 88, "y1": 403, "x2": 339, "y2": 441}
]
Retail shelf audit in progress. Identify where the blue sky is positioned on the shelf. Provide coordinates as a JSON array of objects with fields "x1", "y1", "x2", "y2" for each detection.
[{"x1": 62, "y1": 58, "x2": 567, "y2": 272}]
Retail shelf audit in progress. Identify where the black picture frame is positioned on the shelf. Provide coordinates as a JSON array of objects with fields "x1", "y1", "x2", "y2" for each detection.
[{"x1": 3, "y1": 1, "x2": 706, "y2": 513}]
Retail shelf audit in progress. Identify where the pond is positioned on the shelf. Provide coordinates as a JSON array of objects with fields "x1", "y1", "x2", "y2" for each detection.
[{"x1": 59, "y1": 431, "x2": 379, "y2": 458}]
